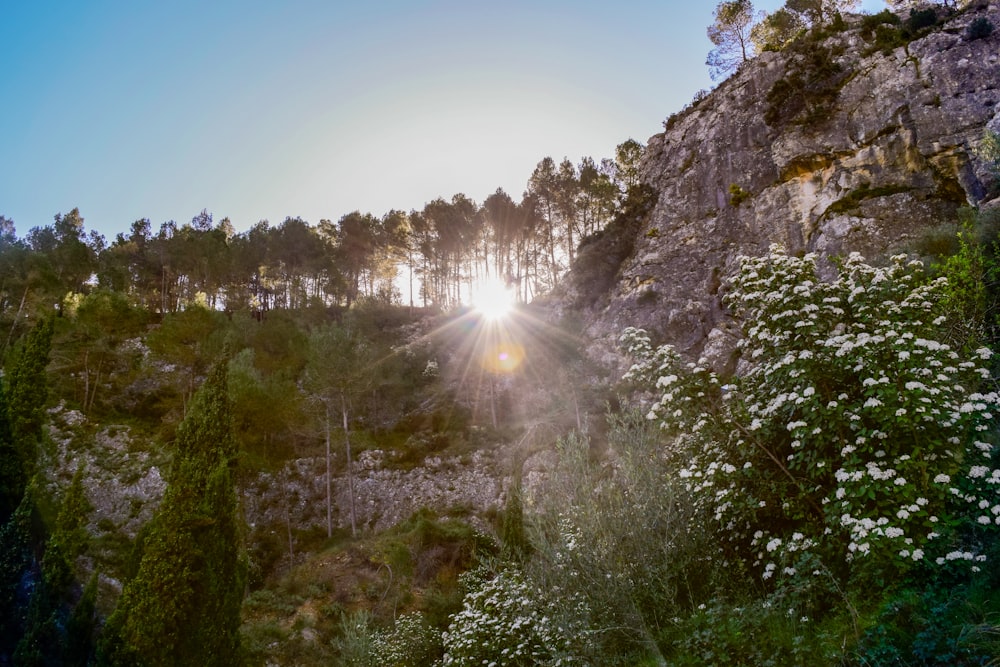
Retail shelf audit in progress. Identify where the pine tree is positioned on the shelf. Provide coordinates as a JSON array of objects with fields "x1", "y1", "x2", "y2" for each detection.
[{"x1": 99, "y1": 360, "x2": 247, "y2": 666}]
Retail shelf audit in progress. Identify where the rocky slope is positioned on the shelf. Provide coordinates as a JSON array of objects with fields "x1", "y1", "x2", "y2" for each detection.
[{"x1": 570, "y1": 2, "x2": 1000, "y2": 371}]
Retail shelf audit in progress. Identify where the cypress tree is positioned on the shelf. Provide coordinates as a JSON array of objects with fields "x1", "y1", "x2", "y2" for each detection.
[
  {"x1": 14, "y1": 465, "x2": 93, "y2": 665},
  {"x1": 65, "y1": 572, "x2": 98, "y2": 667},
  {"x1": 100, "y1": 360, "x2": 247, "y2": 666},
  {"x1": 1, "y1": 317, "x2": 53, "y2": 524},
  {"x1": 7, "y1": 317, "x2": 54, "y2": 448},
  {"x1": 0, "y1": 378, "x2": 20, "y2": 523},
  {"x1": 0, "y1": 489, "x2": 36, "y2": 660}
]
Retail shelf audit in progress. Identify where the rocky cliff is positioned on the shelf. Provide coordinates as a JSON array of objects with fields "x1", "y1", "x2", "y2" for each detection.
[{"x1": 569, "y1": 2, "x2": 1000, "y2": 371}]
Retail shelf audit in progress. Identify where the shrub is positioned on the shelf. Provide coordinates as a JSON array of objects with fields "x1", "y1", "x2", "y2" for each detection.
[
  {"x1": 620, "y1": 247, "x2": 1000, "y2": 589},
  {"x1": 860, "y1": 9, "x2": 901, "y2": 37},
  {"x1": 975, "y1": 129, "x2": 1000, "y2": 183},
  {"x1": 967, "y1": 17, "x2": 994, "y2": 41},
  {"x1": 906, "y1": 8, "x2": 938, "y2": 35},
  {"x1": 525, "y1": 418, "x2": 715, "y2": 663},
  {"x1": 764, "y1": 43, "x2": 848, "y2": 127},
  {"x1": 370, "y1": 612, "x2": 442, "y2": 666},
  {"x1": 441, "y1": 567, "x2": 587, "y2": 665},
  {"x1": 729, "y1": 183, "x2": 751, "y2": 207}
]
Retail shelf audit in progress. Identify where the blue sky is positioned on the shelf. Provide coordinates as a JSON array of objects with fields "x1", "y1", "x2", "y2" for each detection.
[{"x1": 1, "y1": 0, "x2": 883, "y2": 239}]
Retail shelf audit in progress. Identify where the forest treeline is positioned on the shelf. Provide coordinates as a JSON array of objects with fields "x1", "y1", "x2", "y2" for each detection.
[{"x1": 0, "y1": 142, "x2": 643, "y2": 333}]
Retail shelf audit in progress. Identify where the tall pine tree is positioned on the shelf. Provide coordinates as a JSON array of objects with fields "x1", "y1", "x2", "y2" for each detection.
[{"x1": 100, "y1": 360, "x2": 247, "y2": 666}]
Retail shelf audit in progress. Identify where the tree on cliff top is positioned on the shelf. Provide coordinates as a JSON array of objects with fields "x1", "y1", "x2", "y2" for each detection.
[{"x1": 707, "y1": 0, "x2": 762, "y2": 80}]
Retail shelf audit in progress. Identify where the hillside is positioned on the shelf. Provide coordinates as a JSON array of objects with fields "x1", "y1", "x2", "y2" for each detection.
[
  {"x1": 2, "y1": 4, "x2": 1000, "y2": 666},
  {"x1": 566, "y1": 2, "x2": 1000, "y2": 371}
]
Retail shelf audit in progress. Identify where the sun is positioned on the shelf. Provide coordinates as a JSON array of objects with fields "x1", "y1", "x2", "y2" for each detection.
[{"x1": 469, "y1": 278, "x2": 514, "y2": 320}]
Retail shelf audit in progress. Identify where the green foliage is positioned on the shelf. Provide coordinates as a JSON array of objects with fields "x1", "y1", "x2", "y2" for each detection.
[
  {"x1": 860, "y1": 6, "x2": 942, "y2": 54},
  {"x1": 0, "y1": 378, "x2": 21, "y2": 522},
  {"x1": 370, "y1": 612, "x2": 443, "y2": 666},
  {"x1": 751, "y1": 8, "x2": 806, "y2": 52},
  {"x1": 54, "y1": 289, "x2": 151, "y2": 416},
  {"x1": 764, "y1": 41, "x2": 849, "y2": 127},
  {"x1": 498, "y1": 484, "x2": 529, "y2": 561},
  {"x1": 526, "y1": 417, "x2": 714, "y2": 663},
  {"x1": 570, "y1": 184, "x2": 657, "y2": 309},
  {"x1": 621, "y1": 247, "x2": 999, "y2": 589},
  {"x1": 967, "y1": 16, "x2": 994, "y2": 40},
  {"x1": 906, "y1": 7, "x2": 939, "y2": 33},
  {"x1": 146, "y1": 304, "x2": 229, "y2": 415},
  {"x1": 706, "y1": 0, "x2": 759, "y2": 81},
  {"x1": 935, "y1": 219, "x2": 989, "y2": 352},
  {"x1": 441, "y1": 566, "x2": 588, "y2": 665},
  {"x1": 64, "y1": 572, "x2": 98, "y2": 667},
  {"x1": 13, "y1": 465, "x2": 95, "y2": 666},
  {"x1": 0, "y1": 489, "x2": 36, "y2": 658},
  {"x1": 100, "y1": 361, "x2": 247, "y2": 666},
  {"x1": 6, "y1": 317, "x2": 54, "y2": 481},
  {"x1": 975, "y1": 129, "x2": 1000, "y2": 188},
  {"x1": 329, "y1": 610, "x2": 376, "y2": 667},
  {"x1": 228, "y1": 348, "x2": 303, "y2": 467},
  {"x1": 728, "y1": 183, "x2": 751, "y2": 207},
  {"x1": 858, "y1": 10, "x2": 902, "y2": 53},
  {"x1": 371, "y1": 509, "x2": 494, "y2": 626}
]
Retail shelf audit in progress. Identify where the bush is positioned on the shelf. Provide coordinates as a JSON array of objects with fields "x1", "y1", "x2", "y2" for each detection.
[
  {"x1": 370, "y1": 613, "x2": 442, "y2": 666},
  {"x1": 620, "y1": 247, "x2": 1000, "y2": 590},
  {"x1": 441, "y1": 567, "x2": 588, "y2": 665},
  {"x1": 967, "y1": 17, "x2": 994, "y2": 41},
  {"x1": 729, "y1": 183, "x2": 751, "y2": 207},
  {"x1": 906, "y1": 8, "x2": 938, "y2": 35},
  {"x1": 525, "y1": 418, "x2": 714, "y2": 663},
  {"x1": 764, "y1": 44, "x2": 848, "y2": 127}
]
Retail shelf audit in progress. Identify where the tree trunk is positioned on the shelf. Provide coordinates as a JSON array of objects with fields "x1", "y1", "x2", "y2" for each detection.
[
  {"x1": 341, "y1": 392, "x2": 357, "y2": 537},
  {"x1": 325, "y1": 403, "x2": 332, "y2": 539},
  {"x1": 3, "y1": 285, "x2": 29, "y2": 353}
]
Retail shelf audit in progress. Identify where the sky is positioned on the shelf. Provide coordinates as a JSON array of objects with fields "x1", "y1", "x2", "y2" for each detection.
[{"x1": 0, "y1": 0, "x2": 884, "y2": 240}]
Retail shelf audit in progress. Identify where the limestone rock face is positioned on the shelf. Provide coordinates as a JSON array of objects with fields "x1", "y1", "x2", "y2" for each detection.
[{"x1": 578, "y1": 4, "x2": 1000, "y2": 370}]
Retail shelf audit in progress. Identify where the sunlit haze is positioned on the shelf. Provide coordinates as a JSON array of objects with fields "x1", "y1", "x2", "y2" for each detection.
[
  {"x1": 469, "y1": 278, "x2": 516, "y2": 321},
  {"x1": 1, "y1": 0, "x2": 883, "y2": 238}
]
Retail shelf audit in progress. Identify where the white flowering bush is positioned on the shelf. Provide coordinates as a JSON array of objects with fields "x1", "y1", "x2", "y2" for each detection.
[
  {"x1": 441, "y1": 567, "x2": 584, "y2": 666},
  {"x1": 622, "y1": 246, "x2": 1000, "y2": 583},
  {"x1": 370, "y1": 612, "x2": 441, "y2": 666}
]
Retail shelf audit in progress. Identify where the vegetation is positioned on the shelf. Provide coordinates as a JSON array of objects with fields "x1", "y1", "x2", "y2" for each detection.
[
  {"x1": 2, "y1": 5, "x2": 1000, "y2": 664},
  {"x1": 99, "y1": 360, "x2": 247, "y2": 666},
  {"x1": 706, "y1": 0, "x2": 761, "y2": 81},
  {"x1": 968, "y1": 16, "x2": 994, "y2": 40}
]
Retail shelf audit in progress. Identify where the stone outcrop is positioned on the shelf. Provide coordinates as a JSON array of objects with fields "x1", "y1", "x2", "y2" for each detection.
[
  {"x1": 574, "y1": 3, "x2": 1000, "y2": 371},
  {"x1": 242, "y1": 449, "x2": 506, "y2": 535}
]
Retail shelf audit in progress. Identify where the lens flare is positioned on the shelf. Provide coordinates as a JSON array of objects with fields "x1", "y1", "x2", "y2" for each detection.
[{"x1": 470, "y1": 279, "x2": 514, "y2": 320}]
